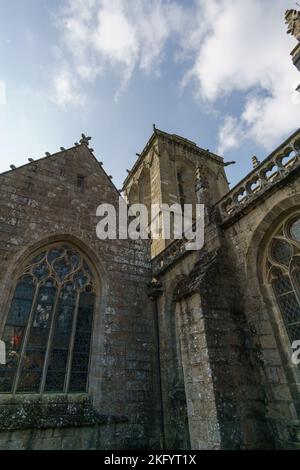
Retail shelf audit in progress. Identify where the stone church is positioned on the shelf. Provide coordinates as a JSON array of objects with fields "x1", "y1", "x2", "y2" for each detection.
[{"x1": 0, "y1": 11, "x2": 299, "y2": 451}]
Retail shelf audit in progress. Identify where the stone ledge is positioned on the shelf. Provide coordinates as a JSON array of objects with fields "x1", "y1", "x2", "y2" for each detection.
[{"x1": 0, "y1": 395, "x2": 128, "y2": 431}]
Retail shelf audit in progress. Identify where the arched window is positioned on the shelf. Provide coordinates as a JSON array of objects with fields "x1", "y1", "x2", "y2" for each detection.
[
  {"x1": 0, "y1": 244, "x2": 96, "y2": 394},
  {"x1": 177, "y1": 172, "x2": 186, "y2": 211},
  {"x1": 266, "y1": 215, "x2": 300, "y2": 345},
  {"x1": 176, "y1": 161, "x2": 197, "y2": 218}
]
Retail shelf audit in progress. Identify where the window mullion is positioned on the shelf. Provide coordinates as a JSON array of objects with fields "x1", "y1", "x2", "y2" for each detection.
[
  {"x1": 277, "y1": 289, "x2": 295, "y2": 297},
  {"x1": 64, "y1": 291, "x2": 81, "y2": 394},
  {"x1": 12, "y1": 282, "x2": 39, "y2": 395},
  {"x1": 39, "y1": 285, "x2": 61, "y2": 394},
  {"x1": 1, "y1": 244, "x2": 96, "y2": 397}
]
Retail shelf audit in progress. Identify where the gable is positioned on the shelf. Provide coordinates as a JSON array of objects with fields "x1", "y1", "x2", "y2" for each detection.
[{"x1": 0, "y1": 144, "x2": 121, "y2": 209}]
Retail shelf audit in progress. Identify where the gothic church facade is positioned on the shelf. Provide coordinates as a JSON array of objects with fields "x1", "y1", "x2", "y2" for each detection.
[{"x1": 0, "y1": 10, "x2": 300, "y2": 451}]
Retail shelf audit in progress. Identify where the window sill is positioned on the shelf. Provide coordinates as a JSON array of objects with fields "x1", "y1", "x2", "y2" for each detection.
[{"x1": 0, "y1": 394, "x2": 128, "y2": 431}]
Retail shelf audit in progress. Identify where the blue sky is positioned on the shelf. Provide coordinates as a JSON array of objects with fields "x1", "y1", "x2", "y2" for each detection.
[{"x1": 0, "y1": 0, "x2": 299, "y2": 190}]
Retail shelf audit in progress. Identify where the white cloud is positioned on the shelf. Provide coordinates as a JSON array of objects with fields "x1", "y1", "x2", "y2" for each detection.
[
  {"x1": 185, "y1": 0, "x2": 300, "y2": 154},
  {"x1": 217, "y1": 116, "x2": 243, "y2": 154},
  {"x1": 53, "y1": 0, "x2": 300, "y2": 154},
  {"x1": 93, "y1": 6, "x2": 138, "y2": 67},
  {"x1": 54, "y1": 0, "x2": 185, "y2": 101},
  {"x1": 53, "y1": 67, "x2": 84, "y2": 107}
]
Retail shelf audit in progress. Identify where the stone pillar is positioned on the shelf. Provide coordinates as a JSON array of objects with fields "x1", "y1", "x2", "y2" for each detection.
[{"x1": 166, "y1": 221, "x2": 275, "y2": 448}]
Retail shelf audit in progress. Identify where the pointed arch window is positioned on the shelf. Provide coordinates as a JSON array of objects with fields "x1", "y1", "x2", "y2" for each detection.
[
  {"x1": 177, "y1": 172, "x2": 186, "y2": 211},
  {"x1": 0, "y1": 244, "x2": 96, "y2": 394},
  {"x1": 266, "y1": 216, "x2": 300, "y2": 345}
]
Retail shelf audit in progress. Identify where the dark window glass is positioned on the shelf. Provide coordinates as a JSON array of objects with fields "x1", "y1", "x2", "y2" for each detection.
[
  {"x1": 289, "y1": 324, "x2": 300, "y2": 342},
  {"x1": 44, "y1": 285, "x2": 77, "y2": 392},
  {"x1": 69, "y1": 293, "x2": 95, "y2": 392},
  {"x1": 290, "y1": 219, "x2": 300, "y2": 242},
  {"x1": 74, "y1": 271, "x2": 88, "y2": 290},
  {"x1": 77, "y1": 175, "x2": 85, "y2": 190},
  {"x1": 69, "y1": 373, "x2": 88, "y2": 392},
  {"x1": 277, "y1": 292, "x2": 300, "y2": 325},
  {"x1": 33, "y1": 262, "x2": 49, "y2": 281},
  {"x1": 0, "y1": 277, "x2": 35, "y2": 393},
  {"x1": 272, "y1": 240, "x2": 293, "y2": 266},
  {"x1": 273, "y1": 274, "x2": 293, "y2": 296},
  {"x1": 177, "y1": 173, "x2": 185, "y2": 211},
  {"x1": 273, "y1": 274, "x2": 300, "y2": 345},
  {"x1": 267, "y1": 217, "x2": 300, "y2": 356},
  {"x1": 0, "y1": 244, "x2": 96, "y2": 394},
  {"x1": 47, "y1": 248, "x2": 64, "y2": 265},
  {"x1": 69, "y1": 252, "x2": 81, "y2": 270},
  {"x1": 17, "y1": 281, "x2": 56, "y2": 393},
  {"x1": 31, "y1": 253, "x2": 46, "y2": 264},
  {"x1": 54, "y1": 258, "x2": 72, "y2": 281}
]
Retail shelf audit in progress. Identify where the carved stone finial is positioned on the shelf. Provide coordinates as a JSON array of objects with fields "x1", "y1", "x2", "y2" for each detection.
[
  {"x1": 195, "y1": 166, "x2": 211, "y2": 211},
  {"x1": 45, "y1": 152, "x2": 51, "y2": 157},
  {"x1": 10, "y1": 164, "x2": 16, "y2": 170},
  {"x1": 80, "y1": 133, "x2": 92, "y2": 146},
  {"x1": 252, "y1": 156, "x2": 260, "y2": 168},
  {"x1": 285, "y1": 9, "x2": 300, "y2": 41},
  {"x1": 60, "y1": 147, "x2": 65, "y2": 151},
  {"x1": 28, "y1": 158, "x2": 34, "y2": 163},
  {"x1": 153, "y1": 124, "x2": 157, "y2": 133},
  {"x1": 195, "y1": 167, "x2": 209, "y2": 191},
  {"x1": 148, "y1": 278, "x2": 163, "y2": 300}
]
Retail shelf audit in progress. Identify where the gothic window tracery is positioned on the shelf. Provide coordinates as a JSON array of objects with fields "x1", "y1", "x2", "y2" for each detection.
[
  {"x1": 266, "y1": 216, "x2": 300, "y2": 344},
  {"x1": 0, "y1": 244, "x2": 96, "y2": 394}
]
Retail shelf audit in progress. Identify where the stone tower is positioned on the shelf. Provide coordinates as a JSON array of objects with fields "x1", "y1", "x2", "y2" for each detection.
[
  {"x1": 286, "y1": 9, "x2": 300, "y2": 91},
  {"x1": 123, "y1": 127, "x2": 230, "y2": 258}
]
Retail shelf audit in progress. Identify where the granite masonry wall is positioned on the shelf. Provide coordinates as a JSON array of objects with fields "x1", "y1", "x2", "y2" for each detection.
[
  {"x1": 0, "y1": 144, "x2": 160, "y2": 450},
  {"x1": 222, "y1": 177, "x2": 300, "y2": 449}
]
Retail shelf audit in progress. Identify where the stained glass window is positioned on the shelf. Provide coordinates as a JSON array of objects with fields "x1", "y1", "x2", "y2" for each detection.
[
  {"x1": 0, "y1": 244, "x2": 96, "y2": 394},
  {"x1": 267, "y1": 216, "x2": 300, "y2": 348},
  {"x1": 69, "y1": 292, "x2": 95, "y2": 392},
  {"x1": 271, "y1": 240, "x2": 292, "y2": 266}
]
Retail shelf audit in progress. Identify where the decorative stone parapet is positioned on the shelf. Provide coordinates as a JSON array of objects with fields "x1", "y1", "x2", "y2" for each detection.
[
  {"x1": 218, "y1": 130, "x2": 300, "y2": 223},
  {"x1": 0, "y1": 394, "x2": 128, "y2": 431}
]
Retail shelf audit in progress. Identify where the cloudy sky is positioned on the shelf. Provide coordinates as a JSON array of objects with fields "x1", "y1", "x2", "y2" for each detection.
[{"x1": 0, "y1": 0, "x2": 299, "y2": 189}]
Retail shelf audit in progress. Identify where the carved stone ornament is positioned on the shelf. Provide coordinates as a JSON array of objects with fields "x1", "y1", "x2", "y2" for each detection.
[
  {"x1": 286, "y1": 10, "x2": 300, "y2": 41},
  {"x1": 195, "y1": 166, "x2": 209, "y2": 194},
  {"x1": 80, "y1": 133, "x2": 92, "y2": 146}
]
